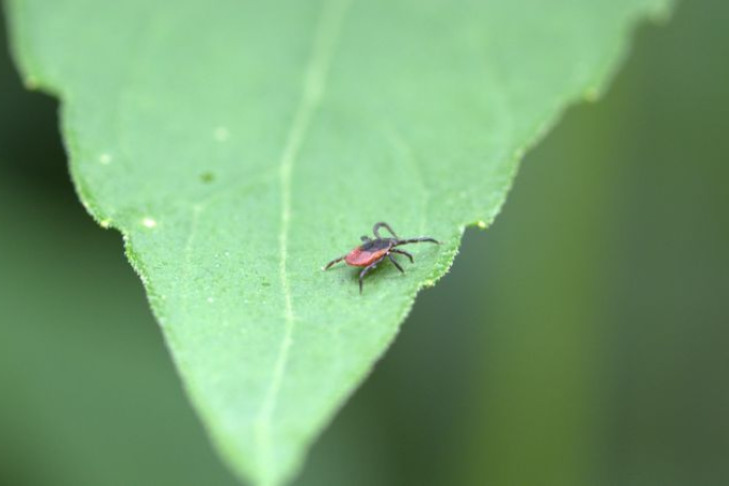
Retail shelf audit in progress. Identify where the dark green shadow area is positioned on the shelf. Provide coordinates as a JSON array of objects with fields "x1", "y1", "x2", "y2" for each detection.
[
  {"x1": 298, "y1": 0, "x2": 729, "y2": 485},
  {"x1": 0, "y1": 9, "x2": 239, "y2": 486},
  {"x1": 2, "y1": 0, "x2": 728, "y2": 485}
]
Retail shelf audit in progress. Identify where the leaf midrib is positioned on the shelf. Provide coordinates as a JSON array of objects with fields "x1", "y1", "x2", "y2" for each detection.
[{"x1": 252, "y1": 0, "x2": 353, "y2": 481}]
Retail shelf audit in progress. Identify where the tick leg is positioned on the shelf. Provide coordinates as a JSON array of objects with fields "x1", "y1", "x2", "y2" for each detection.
[
  {"x1": 373, "y1": 222, "x2": 400, "y2": 240},
  {"x1": 359, "y1": 256, "x2": 386, "y2": 294},
  {"x1": 391, "y1": 248, "x2": 414, "y2": 263},
  {"x1": 324, "y1": 255, "x2": 347, "y2": 270},
  {"x1": 360, "y1": 235, "x2": 371, "y2": 242},
  {"x1": 395, "y1": 237, "x2": 440, "y2": 246},
  {"x1": 388, "y1": 254, "x2": 404, "y2": 273}
]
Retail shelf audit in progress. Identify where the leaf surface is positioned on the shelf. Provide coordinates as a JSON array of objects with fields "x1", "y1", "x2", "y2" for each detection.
[{"x1": 7, "y1": 0, "x2": 671, "y2": 484}]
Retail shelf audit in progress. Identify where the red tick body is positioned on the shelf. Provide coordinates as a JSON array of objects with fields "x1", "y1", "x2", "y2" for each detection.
[
  {"x1": 324, "y1": 222, "x2": 439, "y2": 293},
  {"x1": 345, "y1": 239, "x2": 393, "y2": 267}
]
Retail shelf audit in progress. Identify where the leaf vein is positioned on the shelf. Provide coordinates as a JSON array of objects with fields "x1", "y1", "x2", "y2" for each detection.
[{"x1": 253, "y1": 0, "x2": 352, "y2": 481}]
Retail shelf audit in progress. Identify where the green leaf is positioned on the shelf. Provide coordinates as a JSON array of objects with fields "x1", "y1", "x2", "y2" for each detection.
[{"x1": 6, "y1": 0, "x2": 672, "y2": 484}]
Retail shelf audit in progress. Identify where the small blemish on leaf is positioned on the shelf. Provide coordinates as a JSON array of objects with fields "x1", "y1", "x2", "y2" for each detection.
[
  {"x1": 213, "y1": 126, "x2": 230, "y2": 142},
  {"x1": 99, "y1": 153, "x2": 113, "y2": 165},
  {"x1": 201, "y1": 172, "x2": 215, "y2": 183},
  {"x1": 142, "y1": 217, "x2": 157, "y2": 228},
  {"x1": 24, "y1": 75, "x2": 39, "y2": 90},
  {"x1": 584, "y1": 87, "x2": 600, "y2": 102}
]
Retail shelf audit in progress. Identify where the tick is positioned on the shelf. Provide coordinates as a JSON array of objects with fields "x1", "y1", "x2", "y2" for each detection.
[{"x1": 324, "y1": 222, "x2": 439, "y2": 293}]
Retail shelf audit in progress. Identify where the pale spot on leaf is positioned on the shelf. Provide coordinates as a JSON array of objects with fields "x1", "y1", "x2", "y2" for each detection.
[
  {"x1": 142, "y1": 217, "x2": 157, "y2": 228},
  {"x1": 214, "y1": 126, "x2": 230, "y2": 142}
]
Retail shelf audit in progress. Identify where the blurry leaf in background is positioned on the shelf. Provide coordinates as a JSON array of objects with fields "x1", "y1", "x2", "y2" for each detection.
[
  {"x1": 5, "y1": 0, "x2": 672, "y2": 484},
  {"x1": 2, "y1": 1, "x2": 728, "y2": 486},
  {"x1": 299, "y1": 0, "x2": 729, "y2": 485}
]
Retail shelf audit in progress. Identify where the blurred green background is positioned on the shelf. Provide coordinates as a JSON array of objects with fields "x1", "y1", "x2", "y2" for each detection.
[{"x1": 1, "y1": 0, "x2": 727, "y2": 484}]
